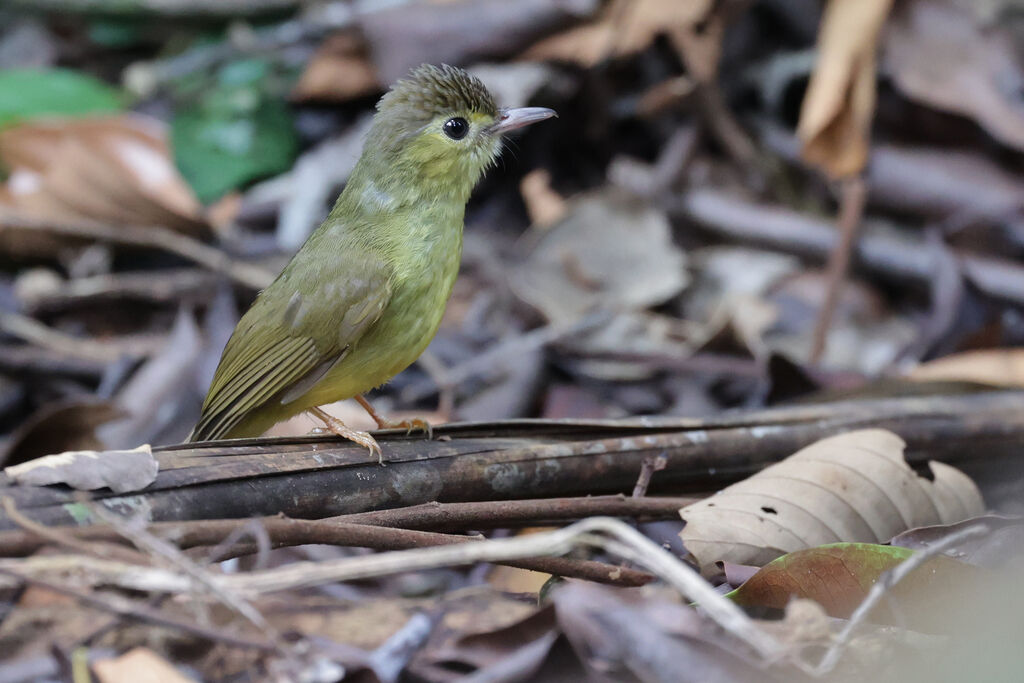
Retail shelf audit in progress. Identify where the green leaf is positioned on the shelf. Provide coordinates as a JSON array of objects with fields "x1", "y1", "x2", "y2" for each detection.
[
  {"x1": 0, "y1": 68, "x2": 122, "y2": 127},
  {"x1": 87, "y1": 19, "x2": 147, "y2": 48},
  {"x1": 725, "y1": 542, "x2": 986, "y2": 631},
  {"x1": 171, "y1": 95, "x2": 297, "y2": 203}
]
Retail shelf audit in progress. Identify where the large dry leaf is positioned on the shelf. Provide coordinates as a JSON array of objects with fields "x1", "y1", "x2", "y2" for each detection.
[
  {"x1": 5, "y1": 444, "x2": 157, "y2": 494},
  {"x1": 890, "y1": 515, "x2": 1024, "y2": 569},
  {"x1": 93, "y1": 647, "x2": 196, "y2": 683},
  {"x1": 679, "y1": 429, "x2": 984, "y2": 572},
  {"x1": 797, "y1": 0, "x2": 893, "y2": 178},
  {"x1": 0, "y1": 114, "x2": 207, "y2": 251},
  {"x1": 907, "y1": 349, "x2": 1024, "y2": 388},
  {"x1": 885, "y1": 1, "x2": 1024, "y2": 151},
  {"x1": 521, "y1": 0, "x2": 713, "y2": 66},
  {"x1": 511, "y1": 193, "x2": 688, "y2": 323},
  {"x1": 291, "y1": 31, "x2": 379, "y2": 102}
]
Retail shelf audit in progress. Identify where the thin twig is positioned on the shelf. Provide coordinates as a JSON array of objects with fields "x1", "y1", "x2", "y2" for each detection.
[
  {"x1": 810, "y1": 176, "x2": 868, "y2": 363},
  {"x1": 0, "y1": 212, "x2": 274, "y2": 290},
  {"x1": 87, "y1": 504, "x2": 290, "y2": 658},
  {"x1": 399, "y1": 313, "x2": 610, "y2": 402},
  {"x1": 0, "y1": 496, "x2": 698, "y2": 555},
  {"x1": 198, "y1": 519, "x2": 655, "y2": 587},
  {"x1": 1, "y1": 497, "x2": 147, "y2": 565},
  {"x1": 0, "y1": 518, "x2": 785, "y2": 661},
  {"x1": 0, "y1": 312, "x2": 163, "y2": 364},
  {"x1": 814, "y1": 522, "x2": 991, "y2": 673},
  {"x1": 631, "y1": 455, "x2": 668, "y2": 498},
  {"x1": 0, "y1": 567, "x2": 277, "y2": 652}
]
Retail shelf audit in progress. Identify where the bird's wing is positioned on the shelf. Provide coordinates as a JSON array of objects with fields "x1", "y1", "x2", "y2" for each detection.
[{"x1": 190, "y1": 251, "x2": 393, "y2": 441}]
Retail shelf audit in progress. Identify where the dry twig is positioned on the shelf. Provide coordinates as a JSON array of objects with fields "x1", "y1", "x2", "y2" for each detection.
[
  {"x1": 809, "y1": 176, "x2": 868, "y2": 363},
  {"x1": 0, "y1": 518, "x2": 787, "y2": 661},
  {"x1": 0, "y1": 212, "x2": 274, "y2": 290}
]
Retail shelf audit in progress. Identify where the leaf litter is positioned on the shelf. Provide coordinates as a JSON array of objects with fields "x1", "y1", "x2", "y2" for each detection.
[{"x1": 0, "y1": 0, "x2": 1023, "y2": 681}]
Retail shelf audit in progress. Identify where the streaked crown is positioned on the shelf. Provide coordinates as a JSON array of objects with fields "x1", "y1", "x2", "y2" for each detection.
[{"x1": 377, "y1": 64, "x2": 498, "y2": 125}]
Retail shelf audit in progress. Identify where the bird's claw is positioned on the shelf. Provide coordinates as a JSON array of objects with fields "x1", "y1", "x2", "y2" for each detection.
[
  {"x1": 310, "y1": 407, "x2": 386, "y2": 465},
  {"x1": 346, "y1": 429, "x2": 385, "y2": 466},
  {"x1": 384, "y1": 417, "x2": 432, "y2": 439}
]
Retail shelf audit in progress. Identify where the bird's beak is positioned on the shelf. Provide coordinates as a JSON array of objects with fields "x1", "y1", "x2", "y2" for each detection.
[{"x1": 489, "y1": 107, "x2": 557, "y2": 135}]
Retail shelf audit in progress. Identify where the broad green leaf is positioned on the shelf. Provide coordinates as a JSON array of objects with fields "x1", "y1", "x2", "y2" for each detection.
[
  {"x1": 726, "y1": 542, "x2": 986, "y2": 631},
  {"x1": 170, "y1": 58, "x2": 298, "y2": 203},
  {"x1": 0, "y1": 68, "x2": 122, "y2": 127}
]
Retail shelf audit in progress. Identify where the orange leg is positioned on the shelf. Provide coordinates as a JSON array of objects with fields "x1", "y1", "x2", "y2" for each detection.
[
  {"x1": 308, "y1": 406, "x2": 384, "y2": 465},
  {"x1": 354, "y1": 395, "x2": 433, "y2": 438}
]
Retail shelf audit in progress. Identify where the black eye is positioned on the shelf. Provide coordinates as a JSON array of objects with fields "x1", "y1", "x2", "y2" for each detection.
[{"x1": 443, "y1": 117, "x2": 469, "y2": 140}]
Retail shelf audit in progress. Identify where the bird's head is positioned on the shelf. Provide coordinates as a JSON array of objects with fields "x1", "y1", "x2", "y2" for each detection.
[{"x1": 367, "y1": 64, "x2": 555, "y2": 198}]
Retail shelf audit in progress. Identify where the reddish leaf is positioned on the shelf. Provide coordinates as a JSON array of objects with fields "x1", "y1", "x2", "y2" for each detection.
[{"x1": 727, "y1": 542, "x2": 986, "y2": 631}]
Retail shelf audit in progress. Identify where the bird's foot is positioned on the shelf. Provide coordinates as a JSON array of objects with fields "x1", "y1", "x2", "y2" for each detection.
[
  {"x1": 355, "y1": 395, "x2": 433, "y2": 438},
  {"x1": 308, "y1": 406, "x2": 384, "y2": 465},
  {"x1": 381, "y1": 416, "x2": 433, "y2": 438}
]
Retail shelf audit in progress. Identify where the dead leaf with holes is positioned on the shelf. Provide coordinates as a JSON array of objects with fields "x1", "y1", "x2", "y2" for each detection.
[
  {"x1": 679, "y1": 429, "x2": 984, "y2": 573},
  {"x1": 797, "y1": 0, "x2": 893, "y2": 178}
]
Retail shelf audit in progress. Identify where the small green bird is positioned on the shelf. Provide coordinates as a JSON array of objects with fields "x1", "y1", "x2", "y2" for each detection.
[{"x1": 189, "y1": 64, "x2": 555, "y2": 459}]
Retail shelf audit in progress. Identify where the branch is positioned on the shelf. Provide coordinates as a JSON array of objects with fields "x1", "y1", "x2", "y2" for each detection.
[
  {"x1": 0, "y1": 518, "x2": 787, "y2": 661},
  {"x1": 675, "y1": 189, "x2": 1024, "y2": 305},
  {"x1": 2, "y1": 392, "x2": 1021, "y2": 530},
  {"x1": 0, "y1": 212, "x2": 274, "y2": 290},
  {"x1": 0, "y1": 495, "x2": 695, "y2": 556}
]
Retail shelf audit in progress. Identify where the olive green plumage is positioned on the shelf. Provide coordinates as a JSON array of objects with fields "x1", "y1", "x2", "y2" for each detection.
[{"x1": 190, "y1": 64, "x2": 553, "y2": 442}]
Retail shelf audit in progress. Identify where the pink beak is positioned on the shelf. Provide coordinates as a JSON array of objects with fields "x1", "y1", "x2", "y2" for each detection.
[{"x1": 489, "y1": 107, "x2": 557, "y2": 134}]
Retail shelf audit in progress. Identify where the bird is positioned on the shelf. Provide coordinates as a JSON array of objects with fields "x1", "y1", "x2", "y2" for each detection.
[{"x1": 188, "y1": 64, "x2": 556, "y2": 461}]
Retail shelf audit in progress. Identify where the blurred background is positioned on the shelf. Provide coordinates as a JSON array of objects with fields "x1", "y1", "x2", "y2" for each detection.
[{"x1": 0, "y1": 0, "x2": 1022, "y2": 463}]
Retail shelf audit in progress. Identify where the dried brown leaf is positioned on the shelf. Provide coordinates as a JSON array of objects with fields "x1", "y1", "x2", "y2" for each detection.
[
  {"x1": 0, "y1": 398, "x2": 124, "y2": 468},
  {"x1": 890, "y1": 515, "x2": 1024, "y2": 569},
  {"x1": 511, "y1": 193, "x2": 688, "y2": 323},
  {"x1": 291, "y1": 31, "x2": 380, "y2": 102},
  {"x1": 907, "y1": 349, "x2": 1024, "y2": 388},
  {"x1": 521, "y1": 0, "x2": 713, "y2": 66},
  {"x1": 0, "y1": 115, "x2": 208, "y2": 252},
  {"x1": 679, "y1": 429, "x2": 984, "y2": 572},
  {"x1": 4, "y1": 444, "x2": 157, "y2": 493},
  {"x1": 885, "y1": 0, "x2": 1024, "y2": 151},
  {"x1": 797, "y1": 0, "x2": 893, "y2": 178},
  {"x1": 93, "y1": 647, "x2": 197, "y2": 683},
  {"x1": 519, "y1": 168, "x2": 567, "y2": 227}
]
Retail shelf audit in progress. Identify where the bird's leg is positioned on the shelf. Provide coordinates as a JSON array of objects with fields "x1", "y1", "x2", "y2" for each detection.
[
  {"x1": 308, "y1": 406, "x2": 384, "y2": 465},
  {"x1": 354, "y1": 395, "x2": 433, "y2": 438}
]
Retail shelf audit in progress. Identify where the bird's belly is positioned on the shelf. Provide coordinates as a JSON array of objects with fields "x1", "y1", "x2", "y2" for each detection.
[{"x1": 297, "y1": 267, "x2": 455, "y2": 409}]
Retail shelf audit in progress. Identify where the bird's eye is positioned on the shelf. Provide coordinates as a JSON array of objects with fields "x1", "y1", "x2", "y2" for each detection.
[{"x1": 443, "y1": 117, "x2": 469, "y2": 140}]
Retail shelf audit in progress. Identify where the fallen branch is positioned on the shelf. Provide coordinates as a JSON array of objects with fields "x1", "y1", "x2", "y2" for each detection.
[
  {"x1": 0, "y1": 568, "x2": 277, "y2": 652},
  {"x1": 0, "y1": 518, "x2": 787, "y2": 661},
  {"x1": 199, "y1": 520, "x2": 656, "y2": 587},
  {"x1": 1, "y1": 391, "x2": 1020, "y2": 530},
  {"x1": 0, "y1": 212, "x2": 274, "y2": 290},
  {"x1": 0, "y1": 495, "x2": 695, "y2": 556},
  {"x1": 0, "y1": 497, "x2": 666, "y2": 586},
  {"x1": 675, "y1": 189, "x2": 1024, "y2": 305},
  {"x1": 20, "y1": 268, "x2": 222, "y2": 314}
]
